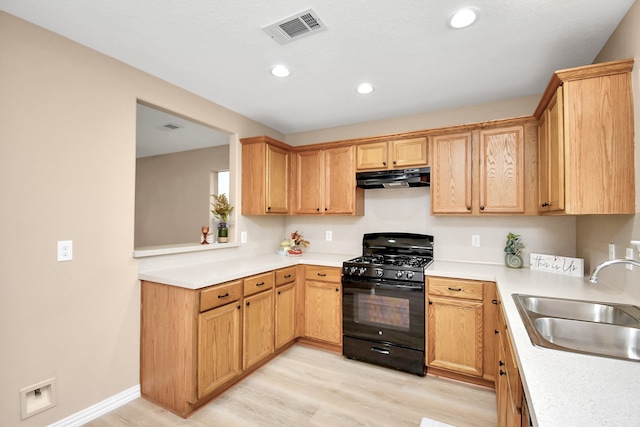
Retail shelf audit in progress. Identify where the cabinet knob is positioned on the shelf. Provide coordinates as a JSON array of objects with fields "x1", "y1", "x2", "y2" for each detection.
[
  {"x1": 466, "y1": 206, "x2": 471, "y2": 211},
  {"x1": 494, "y1": 329, "x2": 499, "y2": 335},
  {"x1": 246, "y1": 301, "x2": 250, "y2": 306},
  {"x1": 237, "y1": 305, "x2": 241, "y2": 310},
  {"x1": 492, "y1": 299, "x2": 498, "y2": 305},
  {"x1": 480, "y1": 206, "x2": 485, "y2": 211},
  {"x1": 277, "y1": 291, "x2": 281, "y2": 295},
  {"x1": 316, "y1": 208, "x2": 320, "y2": 211},
  {"x1": 267, "y1": 206, "x2": 271, "y2": 211},
  {"x1": 499, "y1": 370, "x2": 506, "y2": 376},
  {"x1": 383, "y1": 162, "x2": 387, "y2": 166},
  {"x1": 393, "y1": 160, "x2": 397, "y2": 165},
  {"x1": 335, "y1": 288, "x2": 339, "y2": 292},
  {"x1": 324, "y1": 208, "x2": 328, "y2": 211},
  {"x1": 499, "y1": 360, "x2": 505, "y2": 367}
]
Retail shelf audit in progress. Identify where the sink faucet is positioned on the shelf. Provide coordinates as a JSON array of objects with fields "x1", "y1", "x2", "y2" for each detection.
[{"x1": 589, "y1": 258, "x2": 640, "y2": 283}]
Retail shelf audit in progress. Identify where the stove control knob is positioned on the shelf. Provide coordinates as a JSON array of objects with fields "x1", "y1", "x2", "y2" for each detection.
[
  {"x1": 375, "y1": 268, "x2": 384, "y2": 277},
  {"x1": 406, "y1": 271, "x2": 414, "y2": 280},
  {"x1": 396, "y1": 270, "x2": 404, "y2": 279},
  {"x1": 349, "y1": 266, "x2": 358, "y2": 275},
  {"x1": 358, "y1": 267, "x2": 367, "y2": 276}
]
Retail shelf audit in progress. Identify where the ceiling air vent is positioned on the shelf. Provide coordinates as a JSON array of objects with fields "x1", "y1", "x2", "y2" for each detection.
[{"x1": 262, "y1": 8, "x2": 327, "y2": 45}]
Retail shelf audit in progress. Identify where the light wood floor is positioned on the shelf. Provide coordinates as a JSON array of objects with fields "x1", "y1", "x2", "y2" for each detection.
[{"x1": 86, "y1": 345, "x2": 498, "y2": 427}]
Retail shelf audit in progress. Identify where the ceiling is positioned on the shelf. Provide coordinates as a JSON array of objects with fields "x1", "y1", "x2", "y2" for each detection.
[{"x1": 1, "y1": 0, "x2": 635, "y2": 137}]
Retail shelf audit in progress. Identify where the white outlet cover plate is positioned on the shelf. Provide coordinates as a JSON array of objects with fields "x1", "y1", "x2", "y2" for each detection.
[{"x1": 57, "y1": 240, "x2": 73, "y2": 262}]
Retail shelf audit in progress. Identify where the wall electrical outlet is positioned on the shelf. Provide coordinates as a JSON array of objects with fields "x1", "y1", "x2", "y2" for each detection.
[
  {"x1": 326, "y1": 230, "x2": 332, "y2": 241},
  {"x1": 471, "y1": 235, "x2": 480, "y2": 247},
  {"x1": 57, "y1": 240, "x2": 73, "y2": 262},
  {"x1": 240, "y1": 231, "x2": 247, "y2": 243},
  {"x1": 609, "y1": 243, "x2": 616, "y2": 260},
  {"x1": 626, "y1": 247, "x2": 634, "y2": 270}
]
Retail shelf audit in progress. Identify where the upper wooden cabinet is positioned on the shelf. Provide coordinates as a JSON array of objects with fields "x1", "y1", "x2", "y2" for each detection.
[
  {"x1": 294, "y1": 145, "x2": 364, "y2": 215},
  {"x1": 430, "y1": 121, "x2": 535, "y2": 215},
  {"x1": 356, "y1": 137, "x2": 428, "y2": 171},
  {"x1": 241, "y1": 136, "x2": 290, "y2": 215},
  {"x1": 534, "y1": 59, "x2": 635, "y2": 214}
]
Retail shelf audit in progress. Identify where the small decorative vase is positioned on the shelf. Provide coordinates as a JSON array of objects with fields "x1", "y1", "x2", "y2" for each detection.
[
  {"x1": 505, "y1": 253, "x2": 523, "y2": 268},
  {"x1": 217, "y1": 223, "x2": 229, "y2": 243}
]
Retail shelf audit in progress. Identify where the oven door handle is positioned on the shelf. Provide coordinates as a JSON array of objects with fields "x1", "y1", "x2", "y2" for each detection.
[{"x1": 374, "y1": 282, "x2": 423, "y2": 291}]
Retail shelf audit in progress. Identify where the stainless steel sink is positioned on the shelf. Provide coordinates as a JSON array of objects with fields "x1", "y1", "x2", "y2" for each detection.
[
  {"x1": 517, "y1": 295, "x2": 640, "y2": 326},
  {"x1": 513, "y1": 294, "x2": 640, "y2": 362}
]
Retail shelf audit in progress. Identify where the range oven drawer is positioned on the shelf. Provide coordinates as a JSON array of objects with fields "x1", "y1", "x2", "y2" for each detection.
[{"x1": 343, "y1": 336, "x2": 425, "y2": 376}]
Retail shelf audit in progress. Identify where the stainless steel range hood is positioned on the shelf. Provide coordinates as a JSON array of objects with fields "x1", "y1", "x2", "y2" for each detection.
[{"x1": 356, "y1": 167, "x2": 430, "y2": 189}]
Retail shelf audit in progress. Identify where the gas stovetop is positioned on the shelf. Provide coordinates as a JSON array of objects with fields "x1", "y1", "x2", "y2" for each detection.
[{"x1": 343, "y1": 232, "x2": 434, "y2": 282}]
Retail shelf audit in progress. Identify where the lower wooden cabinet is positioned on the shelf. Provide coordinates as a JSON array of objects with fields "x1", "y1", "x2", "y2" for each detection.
[
  {"x1": 426, "y1": 276, "x2": 497, "y2": 386},
  {"x1": 275, "y1": 281, "x2": 296, "y2": 349},
  {"x1": 496, "y1": 301, "x2": 526, "y2": 427},
  {"x1": 198, "y1": 301, "x2": 242, "y2": 398},
  {"x1": 242, "y1": 272, "x2": 275, "y2": 370},
  {"x1": 304, "y1": 266, "x2": 342, "y2": 345}
]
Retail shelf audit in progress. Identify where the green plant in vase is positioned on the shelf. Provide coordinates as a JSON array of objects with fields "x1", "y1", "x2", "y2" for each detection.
[
  {"x1": 504, "y1": 232, "x2": 524, "y2": 268},
  {"x1": 211, "y1": 193, "x2": 233, "y2": 243}
]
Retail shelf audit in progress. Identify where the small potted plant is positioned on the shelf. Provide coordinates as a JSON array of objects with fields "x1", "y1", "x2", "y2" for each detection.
[
  {"x1": 211, "y1": 193, "x2": 233, "y2": 243},
  {"x1": 504, "y1": 232, "x2": 524, "y2": 268}
]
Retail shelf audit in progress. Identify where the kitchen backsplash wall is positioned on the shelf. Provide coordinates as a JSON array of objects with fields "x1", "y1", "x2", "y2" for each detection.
[{"x1": 284, "y1": 188, "x2": 576, "y2": 265}]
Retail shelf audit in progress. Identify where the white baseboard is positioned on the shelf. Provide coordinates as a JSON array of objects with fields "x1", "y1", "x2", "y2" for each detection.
[{"x1": 48, "y1": 384, "x2": 140, "y2": 427}]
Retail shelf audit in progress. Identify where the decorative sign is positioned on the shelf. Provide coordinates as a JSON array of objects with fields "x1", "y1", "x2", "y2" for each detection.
[{"x1": 529, "y1": 253, "x2": 584, "y2": 277}]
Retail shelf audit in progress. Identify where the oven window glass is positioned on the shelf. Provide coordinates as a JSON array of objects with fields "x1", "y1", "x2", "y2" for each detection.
[{"x1": 355, "y1": 294, "x2": 410, "y2": 331}]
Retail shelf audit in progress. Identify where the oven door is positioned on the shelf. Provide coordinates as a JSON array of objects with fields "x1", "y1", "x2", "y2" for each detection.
[{"x1": 342, "y1": 277, "x2": 425, "y2": 350}]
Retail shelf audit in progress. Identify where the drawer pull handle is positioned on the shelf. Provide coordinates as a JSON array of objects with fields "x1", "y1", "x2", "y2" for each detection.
[
  {"x1": 284, "y1": 274, "x2": 291, "y2": 279},
  {"x1": 217, "y1": 292, "x2": 230, "y2": 299},
  {"x1": 371, "y1": 346, "x2": 390, "y2": 355},
  {"x1": 317, "y1": 273, "x2": 327, "y2": 277},
  {"x1": 447, "y1": 287, "x2": 462, "y2": 291},
  {"x1": 256, "y1": 281, "x2": 266, "y2": 286}
]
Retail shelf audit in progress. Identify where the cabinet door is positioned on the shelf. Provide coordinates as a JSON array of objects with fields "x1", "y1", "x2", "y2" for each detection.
[
  {"x1": 275, "y1": 282, "x2": 296, "y2": 349},
  {"x1": 547, "y1": 87, "x2": 565, "y2": 212},
  {"x1": 198, "y1": 303, "x2": 241, "y2": 398},
  {"x1": 479, "y1": 126, "x2": 524, "y2": 213},
  {"x1": 243, "y1": 290, "x2": 274, "y2": 370},
  {"x1": 482, "y1": 283, "x2": 498, "y2": 382},
  {"x1": 427, "y1": 295, "x2": 483, "y2": 376},
  {"x1": 325, "y1": 145, "x2": 356, "y2": 214},
  {"x1": 430, "y1": 133, "x2": 473, "y2": 214},
  {"x1": 356, "y1": 142, "x2": 388, "y2": 170},
  {"x1": 304, "y1": 280, "x2": 342, "y2": 344},
  {"x1": 295, "y1": 150, "x2": 324, "y2": 214},
  {"x1": 390, "y1": 137, "x2": 428, "y2": 168},
  {"x1": 265, "y1": 144, "x2": 289, "y2": 214}
]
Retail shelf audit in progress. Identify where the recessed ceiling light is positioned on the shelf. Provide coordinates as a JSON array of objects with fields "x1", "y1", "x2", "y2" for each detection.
[
  {"x1": 271, "y1": 65, "x2": 290, "y2": 77},
  {"x1": 449, "y1": 8, "x2": 478, "y2": 29},
  {"x1": 356, "y1": 83, "x2": 374, "y2": 94}
]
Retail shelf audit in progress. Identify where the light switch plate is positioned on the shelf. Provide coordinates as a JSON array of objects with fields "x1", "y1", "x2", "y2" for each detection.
[{"x1": 471, "y1": 235, "x2": 480, "y2": 247}]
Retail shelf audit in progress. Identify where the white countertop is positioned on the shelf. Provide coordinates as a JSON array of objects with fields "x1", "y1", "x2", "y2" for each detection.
[
  {"x1": 428, "y1": 260, "x2": 640, "y2": 427},
  {"x1": 138, "y1": 252, "x2": 357, "y2": 289},
  {"x1": 139, "y1": 255, "x2": 640, "y2": 426}
]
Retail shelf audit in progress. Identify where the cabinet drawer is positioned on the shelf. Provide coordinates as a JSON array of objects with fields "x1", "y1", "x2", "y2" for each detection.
[
  {"x1": 428, "y1": 277, "x2": 483, "y2": 300},
  {"x1": 275, "y1": 267, "x2": 297, "y2": 286},
  {"x1": 200, "y1": 280, "x2": 243, "y2": 312},
  {"x1": 304, "y1": 265, "x2": 341, "y2": 283},
  {"x1": 244, "y1": 271, "x2": 274, "y2": 297}
]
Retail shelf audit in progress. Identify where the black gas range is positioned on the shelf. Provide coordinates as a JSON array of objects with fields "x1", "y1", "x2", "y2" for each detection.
[{"x1": 342, "y1": 232, "x2": 434, "y2": 376}]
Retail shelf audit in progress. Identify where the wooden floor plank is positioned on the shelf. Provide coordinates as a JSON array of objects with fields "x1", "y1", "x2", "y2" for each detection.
[{"x1": 86, "y1": 345, "x2": 497, "y2": 426}]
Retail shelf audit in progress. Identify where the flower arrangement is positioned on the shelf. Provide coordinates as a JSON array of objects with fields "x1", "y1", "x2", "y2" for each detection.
[
  {"x1": 504, "y1": 232, "x2": 524, "y2": 256},
  {"x1": 210, "y1": 193, "x2": 233, "y2": 225},
  {"x1": 290, "y1": 230, "x2": 310, "y2": 248}
]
